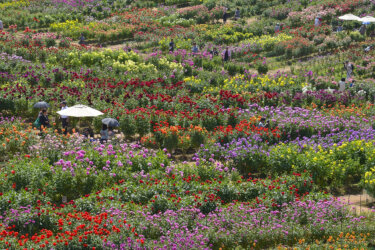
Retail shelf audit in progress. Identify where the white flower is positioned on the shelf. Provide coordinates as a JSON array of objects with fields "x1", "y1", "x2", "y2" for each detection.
[
  {"x1": 357, "y1": 90, "x2": 366, "y2": 96},
  {"x1": 326, "y1": 87, "x2": 334, "y2": 94}
]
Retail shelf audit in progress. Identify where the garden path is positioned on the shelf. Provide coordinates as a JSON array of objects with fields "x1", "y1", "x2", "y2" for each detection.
[
  {"x1": 246, "y1": 17, "x2": 258, "y2": 25},
  {"x1": 338, "y1": 192, "x2": 375, "y2": 214}
]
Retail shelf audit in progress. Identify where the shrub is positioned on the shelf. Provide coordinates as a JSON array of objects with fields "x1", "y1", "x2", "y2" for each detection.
[
  {"x1": 59, "y1": 37, "x2": 71, "y2": 48},
  {"x1": 151, "y1": 198, "x2": 169, "y2": 214},
  {"x1": 280, "y1": 37, "x2": 314, "y2": 59},
  {"x1": 256, "y1": 60, "x2": 269, "y2": 75},
  {"x1": 21, "y1": 37, "x2": 30, "y2": 47},
  {"x1": 349, "y1": 31, "x2": 365, "y2": 42},
  {"x1": 224, "y1": 62, "x2": 244, "y2": 76},
  {"x1": 45, "y1": 37, "x2": 56, "y2": 47},
  {"x1": 120, "y1": 116, "x2": 137, "y2": 139}
]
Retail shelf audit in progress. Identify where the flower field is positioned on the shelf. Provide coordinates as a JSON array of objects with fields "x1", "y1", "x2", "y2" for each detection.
[{"x1": 1, "y1": 0, "x2": 375, "y2": 249}]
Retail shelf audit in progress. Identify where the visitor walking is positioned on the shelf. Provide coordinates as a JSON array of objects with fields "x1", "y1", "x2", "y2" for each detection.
[
  {"x1": 314, "y1": 15, "x2": 321, "y2": 27},
  {"x1": 222, "y1": 47, "x2": 231, "y2": 63},
  {"x1": 359, "y1": 24, "x2": 366, "y2": 36},
  {"x1": 0, "y1": 20, "x2": 3, "y2": 31},
  {"x1": 349, "y1": 79, "x2": 355, "y2": 88},
  {"x1": 234, "y1": 8, "x2": 240, "y2": 21},
  {"x1": 338, "y1": 78, "x2": 346, "y2": 92},
  {"x1": 60, "y1": 101, "x2": 68, "y2": 135},
  {"x1": 169, "y1": 39, "x2": 175, "y2": 52},
  {"x1": 38, "y1": 109, "x2": 50, "y2": 130},
  {"x1": 192, "y1": 42, "x2": 199, "y2": 53},
  {"x1": 223, "y1": 9, "x2": 228, "y2": 24},
  {"x1": 79, "y1": 33, "x2": 86, "y2": 45},
  {"x1": 275, "y1": 23, "x2": 280, "y2": 33},
  {"x1": 210, "y1": 47, "x2": 219, "y2": 56},
  {"x1": 343, "y1": 61, "x2": 354, "y2": 79},
  {"x1": 100, "y1": 124, "x2": 109, "y2": 144},
  {"x1": 336, "y1": 23, "x2": 343, "y2": 32}
]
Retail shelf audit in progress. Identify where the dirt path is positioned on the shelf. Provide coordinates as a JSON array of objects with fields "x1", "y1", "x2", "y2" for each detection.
[
  {"x1": 102, "y1": 44, "x2": 125, "y2": 50},
  {"x1": 246, "y1": 17, "x2": 258, "y2": 25},
  {"x1": 337, "y1": 192, "x2": 375, "y2": 214}
]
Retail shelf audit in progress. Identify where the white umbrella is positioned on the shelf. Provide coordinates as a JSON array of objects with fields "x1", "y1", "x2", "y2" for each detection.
[
  {"x1": 360, "y1": 16, "x2": 375, "y2": 23},
  {"x1": 338, "y1": 14, "x2": 361, "y2": 21},
  {"x1": 57, "y1": 104, "x2": 103, "y2": 117}
]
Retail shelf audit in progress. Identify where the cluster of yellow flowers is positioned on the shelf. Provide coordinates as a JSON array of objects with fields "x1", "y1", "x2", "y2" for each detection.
[
  {"x1": 0, "y1": 0, "x2": 29, "y2": 9},
  {"x1": 365, "y1": 168, "x2": 375, "y2": 185},
  {"x1": 196, "y1": 24, "x2": 253, "y2": 44},
  {"x1": 67, "y1": 50, "x2": 141, "y2": 67},
  {"x1": 241, "y1": 33, "x2": 292, "y2": 49},
  {"x1": 158, "y1": 57, "x2": 183, "y2": 71},
  {"x1": 202, "y1": 75, "x2": 305, "y2": 93},
  {"x1": 51, "y1": 20, "x2": 133, "y2": 40},
  {"x1": 159, "y1": 37, "x2": 192, "y2": 51},
  {"x1": 304, "y1": 140, "x2": 370, "y2": 179},
  {"x1": 112, "y1": 61, "x2": 156, "y2": 74},
  {"x1": 268, "y1": 140, "x2": 375, "y2": 189},
  {"x1": 50, "y1": 20, "x2": 82, "y2": 35},
  {"x1": 183, "y1": 76, "x2": 201, "y2": 84}
]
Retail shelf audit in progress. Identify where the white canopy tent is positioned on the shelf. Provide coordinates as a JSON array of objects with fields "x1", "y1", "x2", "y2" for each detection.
[
  {"x1": 338, "y1": 14, "x2": 361, "y2": 21},
  {"x1": 360, "y1": 16, "x2": 375, "y2": 23},
  {"x1": 57, "y1": 104, "x2": 103, "y2": 130},
  {"x1": 57, "y1": 104, "x2": 103, "y2": 117}
]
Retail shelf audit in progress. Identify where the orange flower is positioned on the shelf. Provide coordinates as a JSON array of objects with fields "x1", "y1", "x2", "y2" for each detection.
[{"x1": 170, "y1": 126, "x2": 178, "y2": 133}]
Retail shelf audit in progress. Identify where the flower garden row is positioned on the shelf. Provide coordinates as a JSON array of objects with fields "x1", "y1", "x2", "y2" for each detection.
[{"x1": 0, "y1": 119, "x2": 374, "y2": 248}]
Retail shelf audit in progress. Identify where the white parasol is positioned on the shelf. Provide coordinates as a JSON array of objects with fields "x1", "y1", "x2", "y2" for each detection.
[
  {"x1": 57, "y1": 104, "x2": 103, "y2": 117},
  {"x1": 338, "y1": 14, "x2": 361, "y2": 21},
  {"x1": 360, "y1": 16, "x2": 375, "y2": 23}
]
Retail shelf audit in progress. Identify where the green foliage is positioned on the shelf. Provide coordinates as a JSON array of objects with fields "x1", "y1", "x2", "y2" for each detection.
[{"x1": 256, "y1": 61, "x2": 269, "y2": 74}]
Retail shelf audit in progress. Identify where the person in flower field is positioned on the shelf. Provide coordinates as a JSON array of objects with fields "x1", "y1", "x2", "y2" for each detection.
[
  {"x1": 192, "y1": 42, "x2": 199, "y2": 53},
  {"x1": 210, "y1": 47, "x2": 219, "y2": 56},
  {"x1": 100, "y1": 124, "x2": 109, "y2": 144},
  {"x1": 222, "y1": 47, "x2": 231, "y2": 64},
  {"x1": 336, "y1": 23, "x2": 343, "y2": 32},
  {"x1": 234, "y1": 8, "x2": 240, "y2": 21},
  {"x1": 338, "y1": 78, "x2": 346, "y2": 92},
  {"x1": 258, "y1": 117, "x2": 269, "y2": 128},
  {"x1": 343, "y1": 61, "x2": 354, "y2": 79},
  {"x1": 359, "y1": 24, "x2": 366, "y2": 36},
  {"x1": 0, "y1": 20, "x2": 3, "y2": 31},
  {"x1": 314, "y1": 15, "x2": 321, "y2": 26},
  {"x1": 169, "y1": 38, "x2": 175, "y2": 52},
  {"x1": 275, "y1": 23, "x2": 281, "y2": 33},
  {"x1": 38, "y1": 109, "x2": 50, "y2": 130},
  {"x1": 223, "y1": 8, "x2": 228, "y2": 24},
  {"x1": 79, "y1": 33, "x2": 86, "y2": 45}
]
